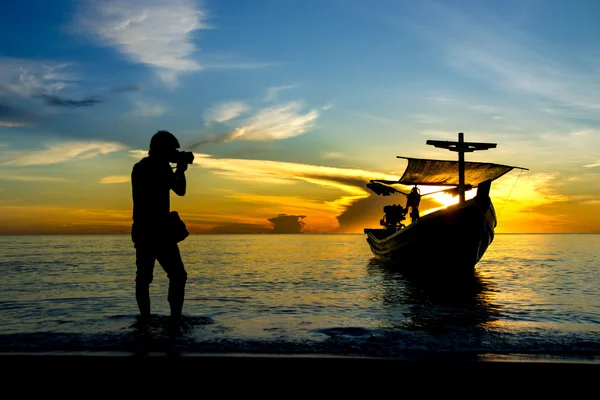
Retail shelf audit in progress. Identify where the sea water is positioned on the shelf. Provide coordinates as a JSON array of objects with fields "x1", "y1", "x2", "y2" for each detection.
[{"x1": 1, "y1": 234, "x2": 598, "y2": 361}]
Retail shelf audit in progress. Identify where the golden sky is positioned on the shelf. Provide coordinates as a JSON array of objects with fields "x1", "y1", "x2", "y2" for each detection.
[{"x1": 1, "y1": 142, "x2": 599, "y2": 234}]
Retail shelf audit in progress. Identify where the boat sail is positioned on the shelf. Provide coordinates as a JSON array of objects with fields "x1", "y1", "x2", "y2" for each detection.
[{"x1": 364, "y1": 132, "x2": 527, "y2": 275}]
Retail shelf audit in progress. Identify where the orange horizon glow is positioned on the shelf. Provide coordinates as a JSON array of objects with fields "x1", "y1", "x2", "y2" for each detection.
[{"x1": 0, "y1": 149, "x2": 599, "y2": 235}]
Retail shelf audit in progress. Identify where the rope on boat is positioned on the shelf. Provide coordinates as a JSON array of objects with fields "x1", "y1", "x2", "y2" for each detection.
[{"x1": 497, "y1": 168, "x2": 525, "y2": 217}]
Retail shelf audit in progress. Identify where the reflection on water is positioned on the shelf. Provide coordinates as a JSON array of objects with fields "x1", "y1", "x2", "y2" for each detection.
[
  {"x1": 1, "y1": 234, "x2": 598, "y2": 358},
  {"x1": 366, "y1": 258, "x2": 502, "y2": 333}
]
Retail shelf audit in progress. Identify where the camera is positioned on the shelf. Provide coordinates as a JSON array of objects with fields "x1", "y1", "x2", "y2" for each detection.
[{"x1": 173, "y1": 151, "x2": 194, "y2": 165}]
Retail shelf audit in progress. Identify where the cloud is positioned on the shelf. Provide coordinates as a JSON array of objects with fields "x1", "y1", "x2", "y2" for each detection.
[
  {"x1": 0, "y1": 175, "x2": 70, "y2": 182},
  {"x1": 76, "y1": 0, "x2": 207, "y2": 86},
  {"x1": 184, "y1": 153, "x2": 405, "y2": 232},
  {"x1": 583, "y1": 161, "x2": 600, "y2": 168},
  {"x1": 0, "y1": 57, "x2": 102, "y2": 123},
  {"x1": 204, "y1": 101, "x2": 250, "y2": 123},
  {"x1": 100, "y1": 175, "x2": 130, "y2": 184},
  {"x1": 470, "y1": 105, "x2": 498, "y2": 112},
  {"x1": 264, "y1": 84, "x2": 300, "y2": 102},
  {"x1": 190, "y1": 101, "x2": 320, "y2": 148},
  {"x1": 267, "y1": 214, "x2": 306, "y2": 233},
  {"x1": 34, "y1": 93, "x2": 103, "y2": 108},
  {"x1": 190, "y1": 154, "x2": 400, "y2": 190},
  {"x1": 3, "y1": 140, "x2": 125, "y2": 166},
  {"x1": 416, "y1": 3, "x2": 600, "y2": 111},
  {"x1": 0, "y1": 57, "x2": 77, "y2": 98},
  {"x1": 224, "y1": 101, "x2": 319, "y2": 141},
  {"x1": 129, "y1": 149, "x2": 148, "y2": 158},
  {"x1": 490, "y1": 172, "x2": 569, "y2": 211},
  {"x1": 132, "y1": 99, "x2": 166, "y2": 117},
  {"x1": 0, "y1": 121, "x2": 30, "y2": 127}
]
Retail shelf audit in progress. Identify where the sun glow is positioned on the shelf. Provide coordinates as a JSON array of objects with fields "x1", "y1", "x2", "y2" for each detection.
[
  {"x1": 421, "y1": 188, "x2": 477, "y2": 215},
  {"x1": 428, "y1": 191, "x2": 460, "y2": 208}
]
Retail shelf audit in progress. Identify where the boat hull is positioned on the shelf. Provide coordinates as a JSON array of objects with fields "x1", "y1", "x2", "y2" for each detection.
[{"x1": 364, "y1": 194, "x2": 496, "y2": 275}]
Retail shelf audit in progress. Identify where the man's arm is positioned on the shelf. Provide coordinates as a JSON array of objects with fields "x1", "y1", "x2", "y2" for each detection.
[{"x1": 172, "y1": 163, "x2": 187, "y2": 196}]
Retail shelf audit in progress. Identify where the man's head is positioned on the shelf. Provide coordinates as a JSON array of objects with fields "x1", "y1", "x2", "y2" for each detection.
[{"x1": 149, "y1": 130, "x2": 180, "y2": 161}]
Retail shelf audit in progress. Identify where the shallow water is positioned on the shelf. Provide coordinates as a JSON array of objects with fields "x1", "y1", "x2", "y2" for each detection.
[{"x1": 1, "y1": 234, "x2": 599, "y2": 360}]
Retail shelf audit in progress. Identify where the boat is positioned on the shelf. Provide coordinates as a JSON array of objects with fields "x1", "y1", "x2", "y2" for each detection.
[{"x1": 363, "y1": 132, "x2": 528, "y2": 275}]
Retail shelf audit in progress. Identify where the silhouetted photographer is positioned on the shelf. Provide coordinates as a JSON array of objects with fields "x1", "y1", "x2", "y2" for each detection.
[{"x1": 131, "y1": 130, "x2": 194, "y2": 322}]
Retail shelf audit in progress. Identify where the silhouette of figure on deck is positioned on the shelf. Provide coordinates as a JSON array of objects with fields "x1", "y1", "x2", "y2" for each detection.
[
  {"x1": 131, "y1": 130, "x2": 191, "y2": 321},
  {"x1": 406, "y1": 186, "x2": 421, "y2": 223}
]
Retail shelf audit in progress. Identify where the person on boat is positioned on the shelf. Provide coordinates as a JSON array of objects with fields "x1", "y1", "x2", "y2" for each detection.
[
  {"x1": 131, "y1": 130, "x2": 190, "y2": 322},
  {"x1": 405, "y1": 185, "x2": 421, "y2": 223}
]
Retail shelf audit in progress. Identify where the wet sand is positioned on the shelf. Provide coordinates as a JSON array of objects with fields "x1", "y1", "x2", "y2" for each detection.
[{"x1": 3, "y1": 351, "x2": 598, "y2": 380}]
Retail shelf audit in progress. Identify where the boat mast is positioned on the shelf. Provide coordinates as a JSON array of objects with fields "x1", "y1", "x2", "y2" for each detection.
[{"x1": 426, "y1": 132, "x2": 497, "y2": 204}]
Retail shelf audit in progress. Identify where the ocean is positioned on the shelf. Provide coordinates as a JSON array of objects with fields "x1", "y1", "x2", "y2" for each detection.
[{"x1": 1, "y1": 233, "x2": 599, "y2": 362}]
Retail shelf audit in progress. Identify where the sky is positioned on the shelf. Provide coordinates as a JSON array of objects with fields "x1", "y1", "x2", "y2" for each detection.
[{"x1": 0, "y1": 0, "x2": 599, "y2": 234}]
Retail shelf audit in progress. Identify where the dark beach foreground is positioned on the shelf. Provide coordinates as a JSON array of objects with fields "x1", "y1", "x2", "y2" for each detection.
[{"x1": 3, "y1": 351, "x2": 598, "y2": 384}]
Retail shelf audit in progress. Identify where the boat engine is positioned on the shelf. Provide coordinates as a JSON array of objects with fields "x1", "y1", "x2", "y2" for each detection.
[{"x1": 380, "y1": 204, "x2": 407, "y2": 229}]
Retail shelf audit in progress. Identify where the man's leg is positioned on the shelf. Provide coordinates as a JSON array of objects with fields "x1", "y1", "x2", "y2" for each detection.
[
  {"x1": 135, "y1": 243, "x2": 156, "y2": 319},
  {"x1": 157, "y1": 244, "x2": 188, "y2": 320}
]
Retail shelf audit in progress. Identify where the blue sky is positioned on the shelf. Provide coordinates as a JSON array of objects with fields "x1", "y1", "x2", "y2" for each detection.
[{"x1": 1, "y1": 0, "x2": 599, "y2": 233}]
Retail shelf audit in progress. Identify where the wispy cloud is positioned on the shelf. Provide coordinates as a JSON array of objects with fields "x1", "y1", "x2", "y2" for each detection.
[
  {"x1": 470, "y1": 105, "x2": 498, "y2": 113},
  {"x1": 204, "y1": 101, "x2": 250, "y2": 123},
  {"x1": 415, "y1": 3, "x2": 600, "y2": 111},
  {"x1": 0, "y1": 175, "x2": 70, "y2": 182},
  {"x1": 76, "y1": 0, "x2": 208, "y2": 86},
  {"x1": 0, "y1": 120, "x2": 31, "y2": 128},
  {"x1": 190, "y1": 101, "x2": 320, "y2": 148},
  {"x1": 264, "y1": 84, "x2": 300, "y2": 102},
  {"x1": 181, "y1": 154, "x2": 407, "y2": 231},
  {"x1": 230, "y1": 101, "x2": 319, "y2": 141},
  {"x1": 2, "y1": 140, "x2": 125, "y2": 166},
  {"x1": 132, "y1": 99, "x2": 166, "y2": 117},
  {"x1": 490, "y1": 172, "x2": 569, "y2": 211},
  {"x1": 190, "y1": 153, "x2": 400, "y2": 194},
  {"x1": 0, "y1": 57, "x2": 77, "y2": 98},
  {"x1": 129, "y1": 150, "x2": 148, "y2": 158},
  {"x1": 583, "y1": 161, "x2": 600, "y2": 168},
  {"x1": 0, "y1": 57, "x2": 102, "y2": 123},
  {"x1": 100, "y1": 175, "x2": 130, "y2": 184},
  {"x1": 34, "y1": 93, "x2": 103, "y2": 108}
]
